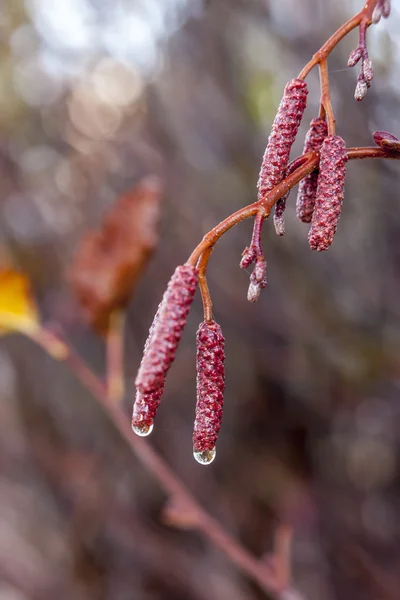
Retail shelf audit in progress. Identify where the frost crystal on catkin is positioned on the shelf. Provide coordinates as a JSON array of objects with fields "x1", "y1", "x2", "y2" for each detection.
[
  {"x1": 308, "y1": 136, "x2": 347, "y2": 251},
  {"x1": 257, "y1": 79, "x2": 308, "y2": 201},
  {"x1": 193, "y1": 320, "x2": 225, "y2": 464},
  {"x1": 135, "y1": 265, "x2": 198, "y2": 394},
  {"x1": 296, "y1": 118, "x2": 328, "y2": 223}
]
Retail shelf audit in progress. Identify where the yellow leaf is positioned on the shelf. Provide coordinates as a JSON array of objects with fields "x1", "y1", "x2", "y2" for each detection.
[{"x1": 0, "y1": 269, "x2": 39, "y2": 335}]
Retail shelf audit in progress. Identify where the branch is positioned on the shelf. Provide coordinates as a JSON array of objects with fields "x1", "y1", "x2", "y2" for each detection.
[
  {"x1": 32, "y1": 326, "x2": 286, "y2": 597},
  {"x1": 298, "y1": 0, "x2": 380, "y2": 79},
  {"x1": 187, "y1": 146, "x2": 399, "y2": 269}
]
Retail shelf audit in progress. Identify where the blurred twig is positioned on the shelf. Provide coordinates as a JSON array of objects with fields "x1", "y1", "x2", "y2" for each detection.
[
  {"x1": 31, "y1": 325, "x2": 295, "y2": 598},
  {"x1": 106, "y1": 310, "x2": 125, "y2": 403}
]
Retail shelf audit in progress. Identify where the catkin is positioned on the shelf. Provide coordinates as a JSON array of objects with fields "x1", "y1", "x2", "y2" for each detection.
[
  {"x1": 296, "y1": 118, "x2": 328, "y2": 223},
  {"x1": 193, "y1": 320, "x2": 225, "y2": 454},
  {"x1": 135, "y1": 265, "x2": 198, "y2": 394},
  {"x1": 257, "y1": 79, "x2": 308, "y2": 201},
  {"x1": 308, "y1": 136, "x2": 347, "y2": 251}
]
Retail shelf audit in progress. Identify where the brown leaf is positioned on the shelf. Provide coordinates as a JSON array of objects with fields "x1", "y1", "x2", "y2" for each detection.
[{"x1": 69, "y1": 176, "x2": 162, "y2": 334}]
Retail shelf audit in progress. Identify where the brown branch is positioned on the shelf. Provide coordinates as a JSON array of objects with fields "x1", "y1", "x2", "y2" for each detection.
[
  {"x1": 32, "y1": 326, "x2": 284, "y2": 597},
  {"x1": 319, "y1": 59, "x2": 335, "y2": 136},
  {"x1": 187, "y1": 147, "x2": 399, "y2": 268},
  {"x1": 106, "y1": 310, "x2": 125, "y2": 403},
  {"x1": 298, "y1": 0, "x2": 380, "y2": 80},
  {"x1": 197, "y1": 246, "x2": 214, "y2": 323}
]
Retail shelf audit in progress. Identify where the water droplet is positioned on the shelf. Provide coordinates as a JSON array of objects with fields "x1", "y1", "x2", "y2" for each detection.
[
  {"x1": 193, "y1": 447, "x2": 216, "y2": 465},
  {"x1": 132, "y1": 421, "x2": 154, "y2": 437}
]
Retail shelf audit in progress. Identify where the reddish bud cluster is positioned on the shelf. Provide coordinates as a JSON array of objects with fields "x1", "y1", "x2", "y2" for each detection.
[
  {"x1": 296, "y1": 118, "x2": 328, "y2": 223},
  {"x1": 348, "y1": 4, "x2": 390, "y2": 102},
  {"x1": 257, "y1": 79, "x2": 308, "y2": 201},
  {"x1": 70, "y1": 177, "x2": 162, "y2": 334},
  {"x1": 135, "y1": 265, "x2": 198, "y2": 394},
  {"x1": 308, "y1": 136, "x2": 347, "y2": 251},
  {"x1": 193, "y1": 320, "x2": 225, "y2": 463},
  {"x1": 240, "y1": 213, "x2": 267, "y2": 302}
]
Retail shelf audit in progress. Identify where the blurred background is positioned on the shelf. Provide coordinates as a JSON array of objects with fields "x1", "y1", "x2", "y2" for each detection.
[{"x1": 1, "y1": 0, "x2": 400, "y2": 599}]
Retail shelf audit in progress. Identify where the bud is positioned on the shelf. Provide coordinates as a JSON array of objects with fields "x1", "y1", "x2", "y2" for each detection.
[
  {"x1": 372, "y1": 6, "x2": 382, "y2": 23},
  {"x1": 135, "y1": 265, "x2": 198, "y2": 394},
  {"x1": 273, "y1": 213, "x2": 285, "y2": 236},
  {"x1": 240, "y1": 245, "x2": 257, "y2": 269},
  {"x1": 308, "y1": 136, "x2": 347, "y2": 251},
  {"x1": 257, "y1": 79, "x2": 308, "y2": 201},
  {"x1": 347, "y1": 47, "x2": 363, "y2": 67},
  {"x1": 354, "y1": 76, "x2": 368, "y2": 101},
  {"x1": 296, "y1": 118, "x2": 328, "y2": 223},
  {"x1": 363, "y1": 58, "x2": 374, "y2": 83},
  {"x1": 193, "y1": 320, "x2": 225, "y2": 464},
  {"x1": 247, "y1": 256, "x2": 267, "y2": 303},
  {"x1": 382, "y1": 0, "x2": 391, "y2": 18},
  {"x1": 373, "y1": 130, "x2": 400, "y2": 151}
]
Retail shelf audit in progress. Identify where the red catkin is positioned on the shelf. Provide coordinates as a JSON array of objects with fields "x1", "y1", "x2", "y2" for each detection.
[
  {"x1": 257, "y1": 78, "x2": 308, "y2": 201},
  {"x1": 193, "y1": 320, "x2": 225, "y2": 460},
  {"x1": 308, "y1": 136, "x2": 347, "y2": 251},
  {"x1": 296, "y1": 118, "x2": 328, "y2": 223},
  {"x1": 132, "y1": 305, "x2": 162, "y2": 434},
  {"x1": 135, "y1": 265, "x2": 198, "y2": 394}
]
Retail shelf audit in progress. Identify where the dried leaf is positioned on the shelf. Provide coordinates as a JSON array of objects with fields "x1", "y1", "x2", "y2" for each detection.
[
  {"x1": 0, "y1": 269, "x2": 39, "y2": 335},
  {"x1": 70, "y1": 176, "x2": 162, "y2": 334}
]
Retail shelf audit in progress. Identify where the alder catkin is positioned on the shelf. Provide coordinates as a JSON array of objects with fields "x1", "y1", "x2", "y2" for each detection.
[
  {"x1": 296, "y1": 118, "x2": 328, "y2": 223},
  {"x1": 257, "y1": 79, "x2": 308, "y2": 201},
  {"x1": 308, "y1": 136, "x2": 347, "y2": 251},
  {"x1": 193, "y1": 320, "x2": 225, "y2": 464},
  {"x1": 135, "y1": 265, "x2": 198, "y2": 394},
  {"x1": 132, "y1": 305, "x2": 162, "y2": 435}
]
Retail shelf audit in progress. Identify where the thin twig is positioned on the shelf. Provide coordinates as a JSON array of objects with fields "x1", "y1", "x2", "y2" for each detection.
[
  {"x1": 298, "y1": 0, "x2": 380, "y2": 80},
  {"x1": 31, "y1": 327, "x2": 282, "y2": 597},
  {"x1": 106, "y1": 310, "x2": 125, "y2": 403},
  {"x1": 197, "y1": 246, "x2": 214, "y2": 323},
  {"x1": 319, "y1": 59, "x2": 335, "y2": 136},
  {"x1": 186, "y1": 147, "x2": 399, "y2": 268}
]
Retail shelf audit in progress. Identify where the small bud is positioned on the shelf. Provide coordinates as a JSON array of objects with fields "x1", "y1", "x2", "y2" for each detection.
[
  {"x1": 296, "y1": 118, "x2": 328, "y2": 223},
  {"x1": 382, "y1": 0, "x2": 391, "y2": 18},
  {"x1": 363, "y1": 58, "x2": 374, "y2": 83},
  {"x1": 257, "y1": 79, "x2": 308, "y2": 200},
  {"x1": 247, "y1": 281, "x2": 261, "y2": 303},
  {"x1": 135, "y1": 265, "x2": 198, "y2": 394},
  {"x1": 373, "y1": 130, "x2": 400, "y2": 151},
  {"x1": 347, "y1": 47, "x2": 363, "y2": 67},
  {"x1": 308, "y1": 136, "x2": 347, "y2": 252},
  {"x1": 240, "y1": 245, "x2": 257, "y2": 269},
  {"x1": 273, "y1": 213, "x2": 285, "y2": 236},
  {"x1": 193, "y1": 320, "x2": 225, "y2": 463},
  {"x1": 354, "y1": 76, "x2": 368, "y2": 101},
  {"x1": 247, "y1": 256, "x2": 267, "y2": 303},
  {"x1": 372, "y1": 5, "x2": 382, "y2": 23}
]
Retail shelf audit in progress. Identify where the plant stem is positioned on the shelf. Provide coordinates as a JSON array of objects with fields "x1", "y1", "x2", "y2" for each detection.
[
  {"x1": 29, "y1": 326, "x2": 284, "y2": 597},
  {"x1": 298, "y1": 0, "x2": 380, "y2": 80},
  {"x1": 197, "y1": 246, "x2": 214, "y2": 323},
  {"x1": 319, "y1": 59, "x2": 336, "y2": 136},
  {"x1": 106, "y1": 310, "x2": 125, "y2": 404}
]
